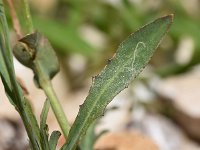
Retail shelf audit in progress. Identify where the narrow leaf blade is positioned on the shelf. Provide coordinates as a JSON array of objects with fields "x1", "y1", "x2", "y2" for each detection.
[
  {"x1": 63, "y1": 15, "x2": 173, "y2": 150},
  {"x1": 49, "y1": 131, "x2": 61, "y2": 150},
  {"x1": 40, "y1": 99, "x2": 50, "y2": 150},
  {"x1": 0, "y1": 2, "x2": 42, "y2": 149},
  {"x1": 40, "y1": 99, "x2": 50, "y2": 129},
  {"x1": 79, "y1": 122, "x2": 96, "y2": 150}
]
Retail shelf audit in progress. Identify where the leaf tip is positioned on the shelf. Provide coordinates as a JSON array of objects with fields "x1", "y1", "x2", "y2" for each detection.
[
  {"x1": 157, "y1": 14, "x2": 174, "y2": 32},
  {"x1": 162, "y1": 14, "x2": 174, "y2": 24},
  {"x1": 168, "y1": 14, "x2": 174, "y2": 22}
]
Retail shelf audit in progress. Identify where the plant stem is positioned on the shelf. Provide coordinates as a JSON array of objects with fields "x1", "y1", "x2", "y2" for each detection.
[
  {"x1": 34, "y1": 61, "x2": 70, "y2": 139},
  {"x1": 42, "y1": 81, "x2": 70, "y2": 139},
  {"x1": 21, "y1": 0, "x2": 33, "y2": 33},
  {"x1": 18, "y1": 0, "x2": 70, "y2": 140}
]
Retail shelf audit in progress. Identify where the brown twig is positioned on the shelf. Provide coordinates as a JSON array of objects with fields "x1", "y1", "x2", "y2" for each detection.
[{"x1": 6, "y1": 0, "x2": 23, "y2": 39}]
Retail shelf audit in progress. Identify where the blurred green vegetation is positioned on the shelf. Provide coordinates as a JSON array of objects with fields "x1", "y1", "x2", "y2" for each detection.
[{"x1": 6, "y1": 0, "x2": 200, "y2": 89}]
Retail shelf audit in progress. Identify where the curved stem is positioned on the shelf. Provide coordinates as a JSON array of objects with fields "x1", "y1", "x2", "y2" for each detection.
[
  {"x1": 34, "y1": 61, "x2": 70, "y2": 139},
  {"x1": 42, "y1": 81, "x2": 70, "y2": 139},
  {"x1": 21, "y1": 0, "x2": 33, "y2": 32}
]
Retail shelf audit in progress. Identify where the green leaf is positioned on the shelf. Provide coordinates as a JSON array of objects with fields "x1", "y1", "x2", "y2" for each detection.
[
  {"x1": 79, "y1": 122, "x2": 96, "y2": 150},
  {"x1": 40, "y1": 99, "x2": 51, "y2": 150},
  {"x1": 49, "y1": 131, "x2": 61, "y2": 150},
  {"x1": 0, "y1": 2, "x2": 15, "y2": 105},
  {"x1": 23, "y1": 97, "x2": 42, "y2": 149},
  {"x1": 0, "y1": 47, "x2": 11, "y2": 88},
  {"x1": 61, "y1": 14, "x2": 173, "y2": 150},
  {"x1": 0, "y1": 2, "x2": 42, "y2": 149},
  {"x1": 40, "y1": 99, "x2": 50, "y2": 131},
  {"x1": 0, "y1": 43, "x2": 15, "y2": 105},
  {"x1": 79, "y1": 121, "x2": 107, "y2": 150}
]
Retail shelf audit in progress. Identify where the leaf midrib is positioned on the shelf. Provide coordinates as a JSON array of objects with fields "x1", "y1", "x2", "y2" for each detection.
[{"x1": 68, "y1": 51, "x2": 138, "y2": 148}]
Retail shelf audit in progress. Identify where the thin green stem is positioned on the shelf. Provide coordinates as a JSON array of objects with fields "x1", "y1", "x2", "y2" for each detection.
[
  {"x1": 34, "y1": 61, "x2": 70, "y2": 139},
  {"x1": 16, "y1": 0, "x2": 70, "y2": 140},
  {"x1": 42, "y1": 81, "x2": 70, "y2": 139},
  {"x1": 21, "y1": 0, "x2": 33, "y2": 33}
]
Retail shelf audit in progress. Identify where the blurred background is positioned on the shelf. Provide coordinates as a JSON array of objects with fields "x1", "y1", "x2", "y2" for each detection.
[{"x1": 0, "y1": 0, "x2": 200, "y2": 149}]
